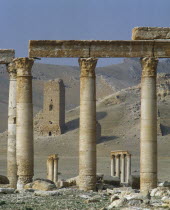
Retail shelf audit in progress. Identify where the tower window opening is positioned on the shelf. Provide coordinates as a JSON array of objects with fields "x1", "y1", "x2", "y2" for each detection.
[
  {"x1": 49, "y1": 104, "x2": 53, "y2": 111},
  {"x1": 49, "y1": 131, "x2": 52, "y2": 136}
]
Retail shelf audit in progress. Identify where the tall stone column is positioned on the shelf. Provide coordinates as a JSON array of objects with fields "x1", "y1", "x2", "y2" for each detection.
[
  {"x1": 14, "y1": 58, "x2": 34, "y2": 189},
  {"x1": 111, "y1": 155, "x2": 115, "y2": 176},
  {"x1": 121, "y1": 154, "x2": 125, "y2": 183},
  {"x1": 140, "y1": 57, "x2": 158, "y2": 192},
  {"x1": 53, "y1": 155, "x2": 59, "y2": 182},
  {"x1": 116, "y1": 154, "x2": 120, "y2": 178},
  {"x1": 7, "y1": 62, "x2": 17, "y2": 188},
  {"x1": 78, "y1": 57, "x2": 98, "y2": 191},
  {"x1": 126, "y1": 154, "x2": 131, "y2": 183},
  {"x1": 47, "y1": 156, "x2": 54, "y2": 181}
]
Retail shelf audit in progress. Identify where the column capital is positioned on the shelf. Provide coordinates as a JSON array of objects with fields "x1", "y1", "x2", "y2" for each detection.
[
  {"x1": 7, "y1": 62, "x2": 17, "y2": 79},
  {"x1": 121, "y1": 154, "x2": 125, "y2": 158},
  {"x1": 13, "y1": 57, "x2": 34, "y2": 77},
  {"x1": 140, "y1": 57, "x2": 158, "y2": 77},
  {"x1": 78, "y1": 57, "x2": 98, "y2": 77}
]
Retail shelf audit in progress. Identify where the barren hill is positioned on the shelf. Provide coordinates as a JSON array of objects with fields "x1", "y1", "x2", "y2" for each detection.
[
  {"x1": 1, "y1": 76, "x2": 170, "y2": 181},
  {"x1": 1, "y1": 58, "x2": 170, "y2": 133}
]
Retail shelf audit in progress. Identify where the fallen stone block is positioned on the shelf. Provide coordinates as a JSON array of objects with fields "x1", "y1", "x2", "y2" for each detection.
[
  {"x1": 34, "y1": 190, "x2": 61, "y2": 196},
  {"x1": 32, "y1": 180, "x2": 56, "y2": 191},
  {"x1": 132, "y1": 27, "x2": 170, "y2": 40},
  {"x1": 107, "y1": 197, "x2": 127, "y2": 209}
]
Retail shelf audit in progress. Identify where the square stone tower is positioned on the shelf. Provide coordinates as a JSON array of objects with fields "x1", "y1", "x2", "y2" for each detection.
[{"x1": 41, "y1": 79, "x2": 65, "y2": 136}]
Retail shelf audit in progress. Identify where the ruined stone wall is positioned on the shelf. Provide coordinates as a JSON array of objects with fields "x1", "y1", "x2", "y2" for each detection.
[
  {"x1": 157, "y1": 73, "x2": 170, "y2": 98},
  {"x1": 35, "y1": 79, "x2": 65, "y2": 136}
]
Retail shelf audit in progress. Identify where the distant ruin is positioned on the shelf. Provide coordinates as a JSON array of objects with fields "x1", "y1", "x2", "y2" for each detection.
[{"x1": 35, "y1": 79, "x2": 65, "y2": 136}]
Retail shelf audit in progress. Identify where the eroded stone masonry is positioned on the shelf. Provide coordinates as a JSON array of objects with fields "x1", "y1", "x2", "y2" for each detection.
[{"x1": 35, "y1": 79, "x2": 65, "y2": 136}]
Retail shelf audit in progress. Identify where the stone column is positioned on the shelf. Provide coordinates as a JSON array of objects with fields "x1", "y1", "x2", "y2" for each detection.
[
  {"x1": 47, "y1": 156, "x2": 54, "y2": 181},
  {"x1": 7, "y1": 62, "x2": 17, "y2": 188},
  {"x1": 53, "y1": 155, "x2": 59, "y2": 182},
  {"x1": 121, "y1": 154, "x2": 125, "y2": 183},
  {"x1": 116, "y1": 154, "x2": 120, "y2": 178},
  {"x1": 14, "y1": 58, "x2": 34, "y2": 189},
  {"x1": 111, "y1": 155, "x2": 115, "y2": 176},
  {"x1": 140, "y1": 57, "x2": 158, "y2": 192},
  {"x1": 78, "y1": 57, "x2": 98, "y2": 191},
  {"x1": 126, "y1": 154, "x2": 131, "y2": 183}
]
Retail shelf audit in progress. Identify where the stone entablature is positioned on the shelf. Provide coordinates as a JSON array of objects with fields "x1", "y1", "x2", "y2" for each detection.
[
  {"x1": 132, "y1": 27, "x2": 170, "y2": 40},
  {"x1": 111, "y1": 150, "x2": 131, "y2": 184},
  {"x1": 29, "y1": 39, "x2": 170, "y2": 58},
  {"x1": 0, "y1": 49, "x2": 15, "y2": 64}
]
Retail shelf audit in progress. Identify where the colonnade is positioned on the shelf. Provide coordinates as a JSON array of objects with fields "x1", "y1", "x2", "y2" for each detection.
[
  {"x1": 6, "y1": 56, "x2": 158, "y2": 192},
  {"x1": 47, "y1": 154, "x2": 59, "y2": 183},
  {"x1": 111, "y1": 151, "x2": 131, "y2": 183}
]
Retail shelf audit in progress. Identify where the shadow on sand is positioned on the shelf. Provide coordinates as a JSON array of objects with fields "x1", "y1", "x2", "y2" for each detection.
[
  {"x1": 160, "y1": 124, "x2": 170, "y2": 136},
  {"x1": 65, "y1": 111, "x2": 107, "y2": 133},
  {"x1": 97, "y1": 135, "x2": 118, "y2": 144}
]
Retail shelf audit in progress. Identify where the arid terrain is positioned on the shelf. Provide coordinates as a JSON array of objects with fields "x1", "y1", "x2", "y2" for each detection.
[{"x1": 0, "y1": 58, "x2": 170, "y2": 183}]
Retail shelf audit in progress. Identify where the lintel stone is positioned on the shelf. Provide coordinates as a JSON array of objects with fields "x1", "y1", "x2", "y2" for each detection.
[
  {"x1": 29, "y1": 40, "x2": 170, "y2": 58},
  {"x1": 132, "y1": 27, "x2": 170, "y2": 40},
  {"x1": 0, "y1": 49, "x2": 15, "y2": 64}
]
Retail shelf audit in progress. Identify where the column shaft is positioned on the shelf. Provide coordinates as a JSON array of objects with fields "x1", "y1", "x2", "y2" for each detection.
[
  {"x1": 7, "y1": 63, "x2": 17, "y2": 188},
  {"x1": 47, "y1": 158, "x2": 54, "y2": 181},
  {"x1": 121, "y1": 154, "x2": 125, "y2": 183},
  {"x1": 14, "y1": 58, "x2": 34, "y2": 189},
  {"x1": 78, "y1": 58, "x2": 98, "y2": 191},
  {"x1": 140, "y1": 57, "x2": 158, "y2": 192},
  {"x1": 111, "y1": 156, "x2": 115, "y2": 176},
  {"x1": 116, "y1": 155, "x2": 120, "y2": 178},
  {"x1": 126, "y1": 155, "x2": 131, "y2": 183},
  {"x1": 53, "y1": 158, "x2": 58, "y2": 182}
]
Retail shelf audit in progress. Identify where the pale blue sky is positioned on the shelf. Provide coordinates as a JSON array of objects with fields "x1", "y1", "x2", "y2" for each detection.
[{"x1": 0, "y1": 0, "x2": 170, "y2": 66}]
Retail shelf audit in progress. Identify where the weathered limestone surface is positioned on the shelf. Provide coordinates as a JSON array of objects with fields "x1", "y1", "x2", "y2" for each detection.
[
  {"x1": 29, "y1": 40, "x2": 170, "y2": 58},
  {"x1": 14, "y1": 57, "x2": 34, "y2": 189},
  {"x1": 0, "y1": 49, "x2": 15, "y2": 64},
  {"x1": 140, "y1": 57, "x2": 158, "y2": 192},
  {"x1": 132, "y1": 27, "x2": 170, "y2": 40},
  {"x1": 79, "y1": 57, "x2": 97, "y2": 191},
  {"x1": 7, "y1": 62, "x2": 17, "y2": 188}
]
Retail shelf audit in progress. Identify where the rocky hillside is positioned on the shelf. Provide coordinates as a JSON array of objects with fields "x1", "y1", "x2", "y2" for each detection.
[{"x1": 1, "y1": 58, "x2": 170, "y2": 132}]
